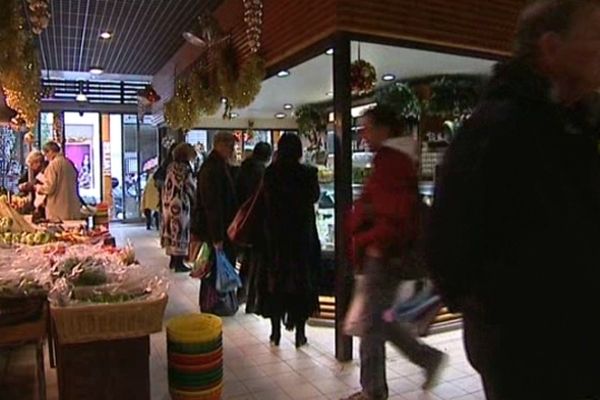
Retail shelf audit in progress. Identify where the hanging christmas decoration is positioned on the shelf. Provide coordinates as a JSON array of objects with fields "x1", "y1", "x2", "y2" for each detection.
[
  {"x1": 217, "y1": 43, "x2": 265, "y2": 115},
  {"x1": 0, "y1": 0, "x2": 42, "y2": 128},
  {"x1": 351, "y1": 59, "x2": 377, "y2": 96},
  {"x1": 27, "y1": 0, "x2": 51, "y2": 35},
  {"x1": 137, "y1": 85, "x2": 161, "y2": 119},
  {"x1": 243, "y1": 0, "x2": 263, "y2": 53}
]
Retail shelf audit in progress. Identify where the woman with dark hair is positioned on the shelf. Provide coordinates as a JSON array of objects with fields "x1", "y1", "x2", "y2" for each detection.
[
  {"x1": 161, "y1": 143, "x2": 197, "y2": 272},
  {"x1": 255, "y1": 133, "x2": 321, "y2": 347}
]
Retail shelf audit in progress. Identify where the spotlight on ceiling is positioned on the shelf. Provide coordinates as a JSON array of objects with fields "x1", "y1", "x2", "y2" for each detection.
[
  {"x1": 283, "y1": 103, "x2": 293, "y2": 110},
  {"x1": 325, "y1": 48, "x2": 334, "y2": 55},
  {"x1": 277, "y1": 70, "x2": 290, "y2": 78},
  {"x1": 99, "y1": 31, "x2": 112, "y2": 40},
  {"x1": 221, "y1": 97, "x2": 228, "y2": 104},
  {"x1": 274, "y1": 112, "x2": 286, "y2": 119},
  {"x1": 382, "y1": 73, "x2": 396, "y2": 82},
  {"x1": 89, "y1": 67, "x2": 104, "y2": 75},
  {"x1": 230, "y1": 112, "x2": 239, "y2": 119}
]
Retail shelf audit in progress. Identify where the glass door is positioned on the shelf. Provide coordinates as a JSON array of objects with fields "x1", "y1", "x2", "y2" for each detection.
[
  {"x1": 64, "y1": 112, "x2": 102, "y2": 205},
  {"x1": 122, "y1": 115, "x2": 140, "y2": 220}
]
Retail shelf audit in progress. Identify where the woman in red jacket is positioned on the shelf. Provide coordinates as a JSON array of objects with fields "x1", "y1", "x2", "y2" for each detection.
[{"x1": 343, "y1": 105, "x2": 446, "y2": 400}]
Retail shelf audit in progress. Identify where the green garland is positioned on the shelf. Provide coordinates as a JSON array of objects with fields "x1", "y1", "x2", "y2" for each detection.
[
  {"x1": 295, "y1": 104, "x2": 327, "y2": 136},
  {"x1": 425, "y1": 75, "x2": 484, "y2": 117},
  {"x1": 376, "y1": 83, "x2": 422, "y2": 121}
]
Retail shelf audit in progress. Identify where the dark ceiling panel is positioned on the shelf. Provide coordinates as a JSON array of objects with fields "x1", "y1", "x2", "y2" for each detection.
[{"x1": 36, "y1": 0, "x2": 222, "y2": 76}]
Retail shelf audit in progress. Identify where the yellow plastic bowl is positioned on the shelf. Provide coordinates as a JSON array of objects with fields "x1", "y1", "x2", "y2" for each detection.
[{"x1": 167, "y1": 314, "x2": 222, "y2": 343}]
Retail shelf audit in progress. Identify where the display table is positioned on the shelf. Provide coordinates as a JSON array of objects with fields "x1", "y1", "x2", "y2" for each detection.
[{"x1": 54, "y1": 336, "x2": 150, "y2": 400}]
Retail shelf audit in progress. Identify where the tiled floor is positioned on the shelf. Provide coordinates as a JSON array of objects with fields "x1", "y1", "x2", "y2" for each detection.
[{"x1": 0, "y1": 225, "x2": 486, "y2": 400}]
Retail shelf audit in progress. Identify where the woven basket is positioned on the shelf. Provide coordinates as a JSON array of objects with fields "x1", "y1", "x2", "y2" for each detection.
[{"x1": 51, "y1": 294, "x2": 168, "y2": 344}]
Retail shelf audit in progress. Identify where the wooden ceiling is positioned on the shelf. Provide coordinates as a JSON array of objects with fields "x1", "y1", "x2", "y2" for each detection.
[{"x1": 36, "y1": 0, "x2": 222, "y2": 76}]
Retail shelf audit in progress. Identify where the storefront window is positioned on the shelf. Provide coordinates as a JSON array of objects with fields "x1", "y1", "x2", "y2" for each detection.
[
  {"x1": 39, "y1": 112, "x2": 54, "y2": 147},
  {"x1": 139, "y1": 116, "x2": 159, "y2": 211},
  {"x1": 123, "y1": 115, "x2": 139, "y2": 219},
  {"x1": 109, "y1": 114, "x2": 124, "y2": 220},
  {"x1": 64, "y1": 112, "x2": 101, "y2": 204}
]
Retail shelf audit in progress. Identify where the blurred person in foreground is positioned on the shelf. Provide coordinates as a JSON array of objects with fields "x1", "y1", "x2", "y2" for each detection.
[
  {"x1": 428, "y1": 1, "x2": 600, "y2": 399},
  {"x1": 236, "y1": 142, "x2": 272, "y2": 303},
  {"x1": 37, "y1": 141, "x2": 82, "y2": 221},
  {"x1": 342, "y1": 106, "x2": 446, "y2": 400},
  {"x1": 161, "y1": 143, "x2": 196, "y2": 272}
]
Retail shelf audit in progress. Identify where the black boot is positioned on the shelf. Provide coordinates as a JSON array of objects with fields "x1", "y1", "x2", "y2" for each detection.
[
  {"x1": 295, "y1": 321, "x2": 307, "y2": 348},
  {"x1": 144, "y1": 209, "x2": 152, "y2": 230},
  {"x1": 270, "y1": 317, "x2": 281, "y2": 346}
]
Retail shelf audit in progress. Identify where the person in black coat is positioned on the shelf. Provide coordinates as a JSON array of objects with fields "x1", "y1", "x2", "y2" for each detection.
[
  {"x1": 193, "y1": 132, "x2": 239, "y2": 314},
  {"x1": 428, "y1": 2, "x2": 600, "y2": 399},
  {"x1": 255, "y1": 133, "x2": 320, "y2": 348},
  {"x1": 236, "y1": 142, "x2": 272, "y2": 303}
]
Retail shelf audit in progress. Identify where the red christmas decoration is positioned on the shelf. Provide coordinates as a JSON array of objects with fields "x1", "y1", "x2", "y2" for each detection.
[{"x1": 350, "y1": 59, "x2": 377, "y2": 96}]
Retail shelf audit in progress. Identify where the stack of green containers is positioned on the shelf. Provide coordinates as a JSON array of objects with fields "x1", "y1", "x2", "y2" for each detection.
[{"x1": 167, "y1": 314, "x2": 223, "y2": 400}]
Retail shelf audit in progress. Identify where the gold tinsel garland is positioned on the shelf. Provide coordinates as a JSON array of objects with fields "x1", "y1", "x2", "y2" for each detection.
[
  {"x1": 164, "y1": 80, "x2": 200, "y2": 131},
  {"x1": 0, "y1": 0, "x2": 42, "y2": 129},
  {"x1": 165, "y1": 48, "x2": 266, "y2": 128},
  {"x1": 216, "y1": 44, "x2": 265, "y2": 111}
]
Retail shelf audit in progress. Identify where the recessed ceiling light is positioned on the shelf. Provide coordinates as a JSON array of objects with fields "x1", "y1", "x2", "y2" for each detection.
[
  {"x1": 326, "y1": 91, "x2": 333, "y2": 97},
  {"x1": 221, "y1": 97, "x2": 228, "y2": 104},
  {"x1": 277, "y1": 70, "x2": 290, "y2": 78},
  {"x1": 382, "y1": 73, "x2": 396, "y2": 82},
  {"x1": 89, "y1": 67, "x2": 104, "y2": 75},
  {"x1": 99, "y1": 31, "x2": 112, "y2": 40},
  {"x1": 274, "y1": 112, "x2": 286, "y2": 119},
  {"x1": 283, "y1": 103, "x2": 293, "y2": 110},
  {"x1": 76, "y1": 93, "x2": 88, "y2": 102},
  {"x1": 325, "y1": 48, "x2": 334, "y2": 55},
  {"x1": 230, "y1": 112, "x2": 239, "y2": 118}
]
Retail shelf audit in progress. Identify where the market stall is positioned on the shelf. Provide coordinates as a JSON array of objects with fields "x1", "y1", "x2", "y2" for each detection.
[{"x1": 0, "y1": 198, "x2": 168, "y2": 400}]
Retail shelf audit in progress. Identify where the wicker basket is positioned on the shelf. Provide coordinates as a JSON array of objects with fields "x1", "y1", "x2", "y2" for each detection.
[{"x1": 51, "y1": 294, "x2": 168, "y2": 344}]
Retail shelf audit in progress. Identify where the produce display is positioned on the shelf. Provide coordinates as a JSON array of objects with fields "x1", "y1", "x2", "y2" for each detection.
[
  {"x1": 0, "y1": 197, "x2": 36, "y2": 233},
  {"x1": 0, "y1": 242, "x2": 167, "y2": 306}
]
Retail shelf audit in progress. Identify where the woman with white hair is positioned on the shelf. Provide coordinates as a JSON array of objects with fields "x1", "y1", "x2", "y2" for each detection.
[{"x1": 18, "y1": 150, "x2": 46, "y2": 193}]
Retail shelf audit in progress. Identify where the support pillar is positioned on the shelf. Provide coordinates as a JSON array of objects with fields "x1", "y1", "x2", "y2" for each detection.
[{"x1": 333, "y1": 34, "x2": 353, "y2": 362}]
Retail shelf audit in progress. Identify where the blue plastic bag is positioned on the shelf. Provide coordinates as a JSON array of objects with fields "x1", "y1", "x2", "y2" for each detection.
[{"x1": 215, "y1": 250, "x2": 242, "y2": 293}]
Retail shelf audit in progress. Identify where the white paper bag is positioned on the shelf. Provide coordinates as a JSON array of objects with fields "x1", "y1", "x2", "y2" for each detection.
[{"x1": 343, "y1": 275, "x2": 369, "y2": 337}]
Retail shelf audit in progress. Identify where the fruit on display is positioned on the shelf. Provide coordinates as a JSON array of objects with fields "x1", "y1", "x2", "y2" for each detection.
[
  {"x1": 0, "y1": 231, "x2": 54, "y2": 246},
  {"x1": 0, "y1": 198, "x2": 36, "y2": 233},
  {"x1": 0, "y1": 217, "x2": 14, "y2": 233},
  {"x1": 10, "y1": 195, "x2": 30, "y2": 213},
  {"x1": 317, "y1": 166, "x2": 334, "y2": 183}
]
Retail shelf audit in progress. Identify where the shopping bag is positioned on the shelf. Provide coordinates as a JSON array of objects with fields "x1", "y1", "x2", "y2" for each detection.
[
  {"x1": 190, "y1": 243, "x2": 212, "y2": 279},
  {"x1": 343, "y1": 275, "x2": 370, "y2": 337},
  {"x1": 199, "y1": 281, "x2": 239, "y2": 316},
  {"x1": 227, "y1": 183, "x2": 263, "y2": 246},
  {"x1": 212, "y1": 290, "x2": 239, "y2": 317},
  {"x1": 187, "y1": 235, "x2": 202, "y2": 263},
  {"x1": 215, "y1": 250, "x2": 242, "y2": 293},
  {"x1": 383, "y1": 280, "x2": 442, "y2": 323}
]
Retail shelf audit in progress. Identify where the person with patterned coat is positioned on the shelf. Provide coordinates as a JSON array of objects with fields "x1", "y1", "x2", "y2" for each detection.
[{"x1": 161, "y1": 143, "x2": 197, "y2": 272}]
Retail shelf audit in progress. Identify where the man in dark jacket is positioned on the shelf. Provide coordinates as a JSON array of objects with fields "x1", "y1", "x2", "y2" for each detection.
[
  {"x1": 428, "y1": 1, "x2": 600, "y2": 399},
  {"x1": 194, "y1": 132, "x2": 239, "y2": 314},
  {"x1": 237, "y1": 142, "x2": 272, "y2": 204},
  {"x1": 235, "y1": 142, "x2": 272, "y2": 303}
]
